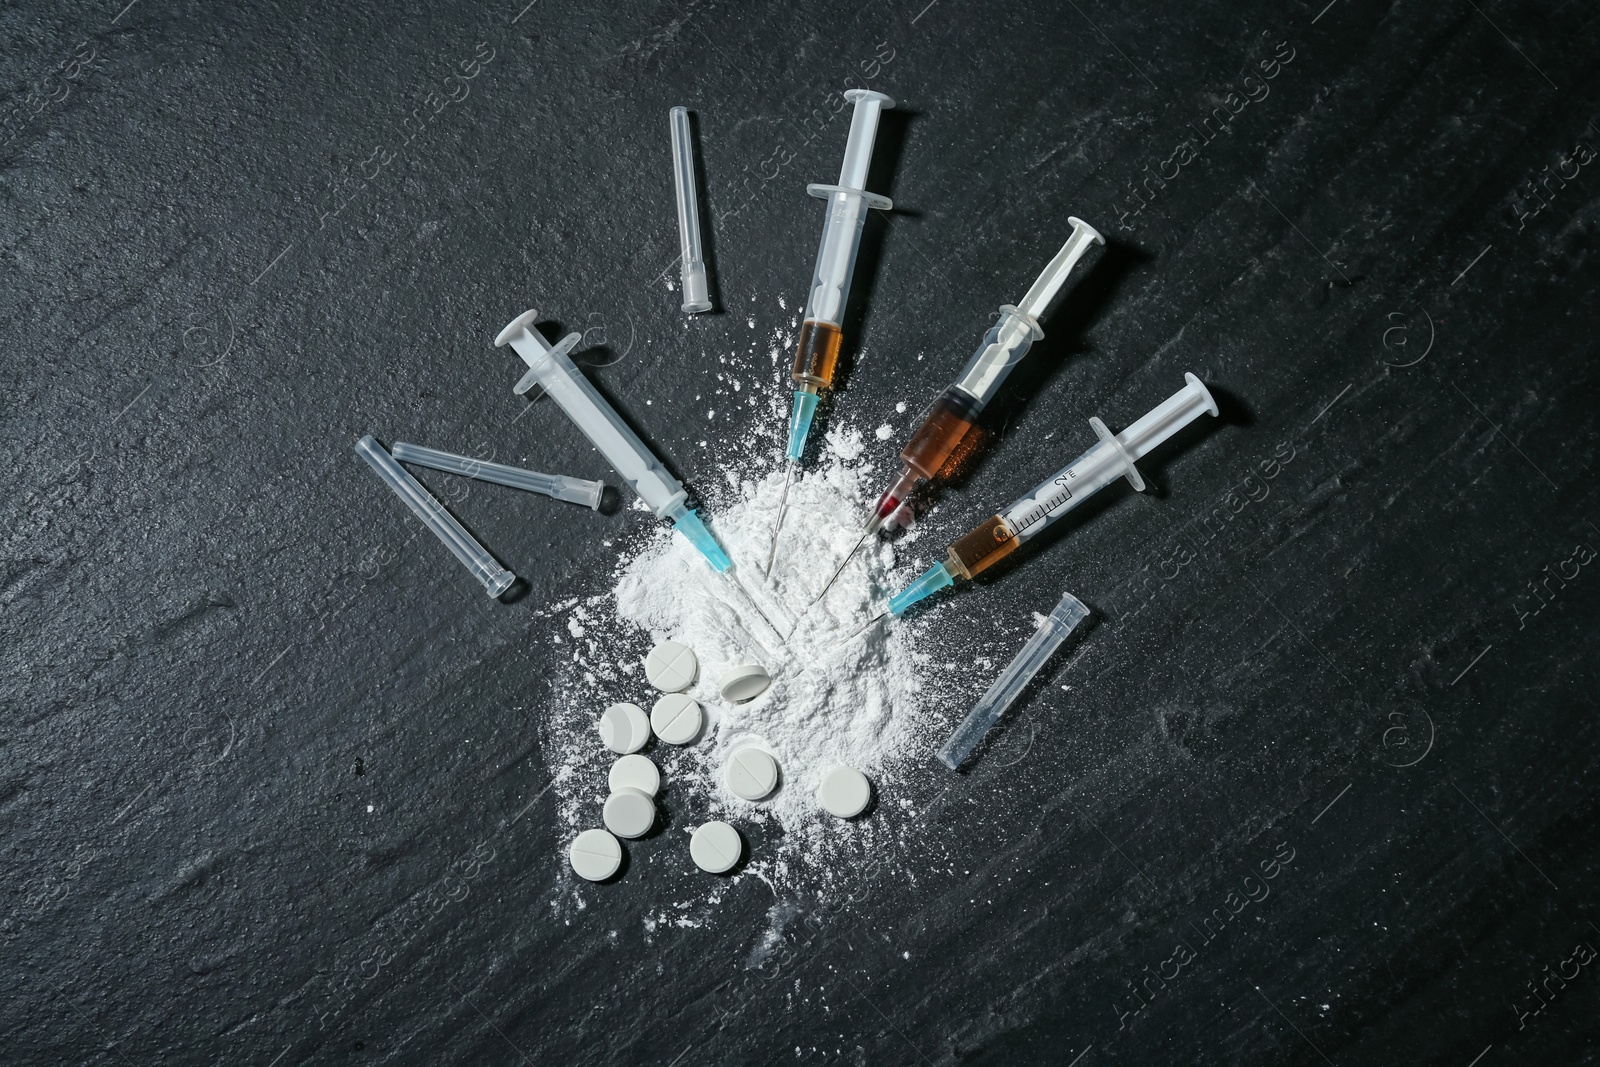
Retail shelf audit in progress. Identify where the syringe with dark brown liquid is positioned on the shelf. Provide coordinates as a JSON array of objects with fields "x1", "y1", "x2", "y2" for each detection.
[
  {"x1": 810, "y1": 218, "x2": 1105, "y2": 604},
  {"x1": 764, "y1": 88, "x2": 896, "y2": 576}
]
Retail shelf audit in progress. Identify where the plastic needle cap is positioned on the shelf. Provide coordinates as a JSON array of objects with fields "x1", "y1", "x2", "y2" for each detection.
[
  {"x1": 391, "y1": 442, "x2": 604, "y2": 510},
  {"x1": 355, "y1": 436, "x2": 514, "y2": 597},
  {"x1": 938, "y1": 592, "x2": 1090, "y2": 770},
  {"x1": 670, "y1": 107, "x2": 712, "y2": 314}
]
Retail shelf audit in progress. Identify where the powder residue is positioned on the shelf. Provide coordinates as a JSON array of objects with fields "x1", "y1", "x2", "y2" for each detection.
[{"x1": 543, "y1": 424, "x2": 935, "y2": 884}]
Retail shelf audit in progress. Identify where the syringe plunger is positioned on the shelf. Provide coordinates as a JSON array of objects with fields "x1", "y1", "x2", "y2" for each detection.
[
  {"x1": 1116, "y1": 371, "x2": 1219, "y2": 463},
  {"x1": 798, "y1": 89, "x2": 895, "y2": 332}
]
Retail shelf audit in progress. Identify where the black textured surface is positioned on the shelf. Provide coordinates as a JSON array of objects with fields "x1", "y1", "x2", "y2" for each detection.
[{"x1": 4, "y1": 1, "x2": 1599, "y2": 1064}]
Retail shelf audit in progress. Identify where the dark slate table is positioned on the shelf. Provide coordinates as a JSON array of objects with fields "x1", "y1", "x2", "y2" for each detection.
[{"x1": 3, "y1": 0, "x2": 1598, "y2": 1063}]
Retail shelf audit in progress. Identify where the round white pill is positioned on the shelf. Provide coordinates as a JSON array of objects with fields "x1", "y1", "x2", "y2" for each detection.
[
  {"x1": 724, "y1": 747, "x2": 780, "y2": 801},
  {"x1": 608, "y1": 754, "x2": 660, "y2": 797},
  {"x1": 645, "y1": 640, "x2": 698, "y2": 692},
  {"x1": 568, "y1": 828, "x2": 622, "y2": 882},
  {"x1": 603, "y1": 787, "x2": 656, "y2": 839},
  {"x1": 817, "y1": 765, "x2": 872, "y2": 818},
  {"x1": 598, "y1": 703, "x2": 651, "y2": 754},
  {"x1": 651, "y1": 693, "x2": 703, "y2": 745},
  {"x1": 690, "y1": 821, "x2": 743, "y2": 874},
  {"x1": 718, "y1": 663, "x2": 772, "y2": 703}
]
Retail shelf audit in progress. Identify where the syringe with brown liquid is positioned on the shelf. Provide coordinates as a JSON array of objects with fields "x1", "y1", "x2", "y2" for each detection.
[
  {"x1": 764, "y1": 88, "x2": 896, "y2": 576},
  {"x1": 886, "y1": 373, "x2": 1219, "y2": 616},
  {"x1": 810, "y1": 218, "x2": 1105, "y2": 603}
]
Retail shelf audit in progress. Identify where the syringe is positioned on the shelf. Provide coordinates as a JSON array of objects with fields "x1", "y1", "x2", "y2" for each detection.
[
  {"x1": 496, "y1": 309, "x2": 732, "y2": 572},
  {"x1": 888, "y1": 373, "x2": 1218, "y2": 616},
  {"x1": 813, "y1": 218, "x2": 1105, "y2": 602},
  {"x1": 938, "y1": 591, "x2": 1090, "y2": 770},
  {"x1": 764, "y1": 88, "x2": 896, "y2": 575}
]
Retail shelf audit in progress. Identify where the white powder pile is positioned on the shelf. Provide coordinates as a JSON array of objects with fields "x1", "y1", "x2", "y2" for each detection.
[{"x1": 542, "y1": 425, "x2": 938, "y2": 884}]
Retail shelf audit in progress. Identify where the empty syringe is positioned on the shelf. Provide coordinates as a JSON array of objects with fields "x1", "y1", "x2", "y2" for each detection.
[
  {"x1": 888, "y1": 373, "x2": 1218, "y2": 616},
  {"x1": 496, "y1": 309, "x2": 731, "y2": 572},
  {"x1": 765, "y1": 88, "x2": 895, "y2": 575}
]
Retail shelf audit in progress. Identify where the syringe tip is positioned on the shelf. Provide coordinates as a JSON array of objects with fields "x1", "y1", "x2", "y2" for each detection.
[
  {"x1": 888, "y1": 560, "x2": 956, "y2": 617},
  {"x1": 786, "y1": 390, "x2": 820, "y2": 462},
  {"x1": 673, "y1": 508, "x2": 732, "y2": 573}
]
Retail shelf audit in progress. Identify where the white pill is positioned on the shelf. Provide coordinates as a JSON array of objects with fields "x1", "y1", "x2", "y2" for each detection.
[
  {"x1": 651, "y1": 693, "x2": 703, "y2": 745},
  {"x1": 568, "y1": 828, "x2": 622, "y2": 882},
  {"x1": 718, "y1": 663, "x2": 772, "y2": 703},
  {"x1": 645, "y1": 640, "x2": 699, "y2": 692},
  {"x1": 598, "y1": 703, "x2": 651, "y2": 754},
  {"x1": 817, "y1": 765, "x2": 872, "y2": 818},
  {"x1": 608, "y1": 754, "x2": 660, "y2": 797},
  {"x1": 690, "y1": 820, "x2": 743, "y2": 874},
  {"x1": 603, "y1": 787, "x2": 656, "y2": 839},
  {"x1": 724, "y1": 747, "x2": 780, "y2": 801}
]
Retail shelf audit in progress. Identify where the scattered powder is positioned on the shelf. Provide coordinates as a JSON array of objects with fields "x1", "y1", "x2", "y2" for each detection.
[
  {"x1": 895, "y1": 401, "x2": 907, "y2": 413},
  {"x1": 541, "y1": 423, "x2": 939, "y2": 886},
  {"x1": 874, "y1": 423, "x2": 894, "y2": 441}
]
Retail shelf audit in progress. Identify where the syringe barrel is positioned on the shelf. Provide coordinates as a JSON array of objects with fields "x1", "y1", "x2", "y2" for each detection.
[
  {"x1": 949, "y1": 306, "x2": 1043, "y2": 409},
  {"x1": 801, "y1": 190, "x2": 870, "y2": 328},
  {"x1": 669, "y1": 107, "x2": 712, "y2": 314},
  {"x1": 355, "y1": 436, "x2": 515, "y2": 598},
  {"x1": 937, "y1": 591, "x2": 1089, "y2": 770},
  {"x1": 999, "y1": 437, "x2": 1128, "y2": 546},
  {"x1": 899, "y1": 387, "x2": 982, "y2": 481},
  {"x1": 1120, "y1": 372, "x2": 1218, "y2": 462},
  {"x1": 499, "y1": 314, "x2": 688, "y2": 519}
]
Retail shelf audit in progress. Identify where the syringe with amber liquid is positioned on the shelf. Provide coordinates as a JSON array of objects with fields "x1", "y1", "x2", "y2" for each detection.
[
  {"x1": 809, "y1": 218, "x2": 1104, "y2": 605},
  {"x1": 764, "y1": 88, "x2": 896, "y2": 577},
  {"x1": 886, "y1": 373, "x2": 1218, "y2": 617}
]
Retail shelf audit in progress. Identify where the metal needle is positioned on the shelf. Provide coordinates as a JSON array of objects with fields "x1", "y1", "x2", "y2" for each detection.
[
  {"x1": 809, "y1": 527, "x2": 872, "y2": 610},
  {"x1": 763, "y1": 462, "x2": 796, "y2": 577}
]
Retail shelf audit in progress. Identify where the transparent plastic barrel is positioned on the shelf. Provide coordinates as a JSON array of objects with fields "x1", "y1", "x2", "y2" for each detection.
[
  {"x1": 950, "y1": 306, "x2": 1043, "y2": 408},
  {"x1": 503, "y1": 317, "x2": 688, "y2": 519},
  {"x1": 1000, "y1": 439, "x2": 1127, "y2": 544},
  {"x1": 801, "y1": 191, "x2": 869, "y2": 327}
]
